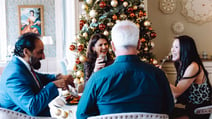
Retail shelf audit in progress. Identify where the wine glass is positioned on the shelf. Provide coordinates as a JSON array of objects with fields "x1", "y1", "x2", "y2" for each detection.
[{"x1": 160, "y1": 52, "x2": 172, "y2": 67}]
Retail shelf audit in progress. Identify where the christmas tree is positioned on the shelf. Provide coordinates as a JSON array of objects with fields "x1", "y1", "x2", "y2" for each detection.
[{"x1": 69, "y1": 0, "x2": 158, "y2": 84}]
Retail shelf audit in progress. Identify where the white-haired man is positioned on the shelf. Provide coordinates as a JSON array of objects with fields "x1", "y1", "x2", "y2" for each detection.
[{"x1": 77, "y1": 20, "x2": 174, "y2": 119}]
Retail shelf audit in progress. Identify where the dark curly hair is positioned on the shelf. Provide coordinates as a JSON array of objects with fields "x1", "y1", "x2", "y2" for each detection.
[{"x1": 14, "y1": 32, "x2": 40, "y2": 57}]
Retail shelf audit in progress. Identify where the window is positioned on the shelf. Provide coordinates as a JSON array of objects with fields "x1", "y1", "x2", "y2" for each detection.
[{"x1": 0, "y1": 0, "x2": 7, "y2": 62}]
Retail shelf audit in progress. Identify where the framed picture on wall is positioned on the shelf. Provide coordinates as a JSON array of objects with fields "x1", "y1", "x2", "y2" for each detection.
[{"x1": 18, "y1": 5, "x2": 44, "y2": 36}]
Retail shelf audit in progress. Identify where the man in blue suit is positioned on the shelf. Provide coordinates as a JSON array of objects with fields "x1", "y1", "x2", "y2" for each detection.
[{"x1": 0, "y1": 32, "x2": 74, "y2": 116}]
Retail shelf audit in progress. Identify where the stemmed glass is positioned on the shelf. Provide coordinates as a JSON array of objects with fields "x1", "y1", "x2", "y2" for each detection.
[{"x1": 160, "y1": 52, "x2": 172, "y2": 67}]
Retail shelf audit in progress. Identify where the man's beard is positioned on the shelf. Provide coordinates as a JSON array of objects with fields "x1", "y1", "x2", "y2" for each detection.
[{"x1": 30, "y1": 56, "x2": 41, "y2": 70}]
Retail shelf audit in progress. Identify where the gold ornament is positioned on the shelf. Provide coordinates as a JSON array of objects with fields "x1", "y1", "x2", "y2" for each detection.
[
  {"x1": 107, "y1": 22, "x2": 114, "y2": 27},
  {"x1": 76, "y1": 70, "x2": 84, "y2": 77},
  {"x1": 111, "y1": 0, "x2": 118, "y2": 7},
  {"x1": 86, "y1": 0, "x2": 93, "y2": 4},
  {"x1": 150, "y1": 41, "x2": 155, "y2": 48},
  {"x1": 144, "y1": 20, "x2": 151, "y2": 27},
  {"x1": 103, "y1": 30, "x2": 109, "y2": 36},
  {"x1": 144, "y1": 47, "x2": 148, "y2": 51},
  {"x1": 120, "y1": 14, "x2": 127, "y2": 19},
  {"x1": 74, "y1": 78, "x2": 81, "y2": 84},
  {"x1": 153, "y1": 59, "x2": 158, "y2": 65},
  {"x1": 123, "y1": 2, "x2": 128, "y2": 7},
  {"x1": 80, "y1": 77, "x2": 84, "y2": 83},
  {"x1": 81, "y1": 4, "x2": 88, "y2": 11},
  {"x1": 79, "y1": 55, "x2": 87, "y2": 63},
  {"x1": 89, "y1": 10, "x2": 97, "y2": 18},
  {"x1": 83, "y1": 32, "x2": 88, "y2": 38},
  {"x1": 133, "y1": 5, "x2": 138, "y2": 10}
]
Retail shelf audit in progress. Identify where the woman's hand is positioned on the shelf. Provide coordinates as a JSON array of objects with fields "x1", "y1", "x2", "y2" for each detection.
[
  {"x1": 93, "y1": 56, "x2": 106, "y2": 72},
  {"x1": 155, "y1": 64, "x2": 162, "y2": 69}
]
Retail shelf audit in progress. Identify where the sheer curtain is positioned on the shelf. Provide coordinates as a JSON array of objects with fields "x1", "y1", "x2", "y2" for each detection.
[
  {"x1": 55, "y1": 0, "x2": 79, "y2": 73},
  {"x1": 0, "y1": 0, "x2": 7, "y2": 62}
]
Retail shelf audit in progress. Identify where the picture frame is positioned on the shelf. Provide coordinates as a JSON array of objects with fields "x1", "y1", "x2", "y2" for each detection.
[{"x1": 18, "y1": 5, "x2": 44, "y2": 36}]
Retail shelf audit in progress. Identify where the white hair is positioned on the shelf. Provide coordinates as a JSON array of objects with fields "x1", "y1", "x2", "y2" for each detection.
[{"x1": 111, "y1": 20, "x2": 139, "y2": 49}]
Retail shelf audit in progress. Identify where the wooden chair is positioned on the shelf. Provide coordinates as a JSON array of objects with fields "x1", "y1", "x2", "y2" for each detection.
[
  {"x1": 0, "y1": 107, "x2": 55, "y2": 119},
  {"x1": 87, "y1": 112, "x2": 169, "y2": 119}
]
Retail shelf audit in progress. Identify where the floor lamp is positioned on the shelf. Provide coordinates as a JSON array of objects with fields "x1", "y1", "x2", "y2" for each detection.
[{"x1": 42, "y1": 36, "x2": 53, "y2": 72}]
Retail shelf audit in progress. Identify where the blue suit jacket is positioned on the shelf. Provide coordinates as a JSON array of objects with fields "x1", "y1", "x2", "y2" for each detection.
[{"x1": 0, "y1": 56, "x2": 59, "y2": 116}]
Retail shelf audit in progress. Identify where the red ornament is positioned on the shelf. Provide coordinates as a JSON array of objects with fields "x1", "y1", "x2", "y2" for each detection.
[
  {"x1": 150, "y1": 32, "x2": 157, "y2": 38},
  {"x1": 150, "y1": 58, "x2": 153, "y2": 63},
  {"x1": 99, "y1": 1, "x2": 106, "y2": 8},
  {"x1": 112, "y1": 15, "x2": 117, "y2": 20},
  {"x1": 79, "y1": 20, "x2": 85, "y2": 30},
  {"x1": 139, "y1": 11, "x2": 143, "y2": 17},
  {"x1": 69, "y1": 44, "x2": 76, "y2": 51},
  {"x1": 75, "y1": 58, "x2": 80, "y2": 64},
  {"x1": 99, "y1": 24, "x2": 106, "y2": 30},
  {"x1": 140, "y1": 38, "x2": 146, "y2": 42},
  {"x1": 77, "y1": 44, "x2": 84, "y2": 52},
  {"x1": 127, "y1": 7, "x2": 133, "y2": 13},
  {"x1": 149, "y1": 27, "x2": 152, "y2": 30},
  {"x1": 80, "y1": 25, "x2": 83, "y2": 30},
  {"x1": 80, "y1": 20, "x2": 85, "y2": 26},
  {"x1": 144, "y1": 12, "x2": 147, "y2": 16},
  {"x1": 119, "y1": 0, "x2": 124, "y2": 1},
  {"x1": 130, "y1": 13, "x2": 135, "y2": 18}
]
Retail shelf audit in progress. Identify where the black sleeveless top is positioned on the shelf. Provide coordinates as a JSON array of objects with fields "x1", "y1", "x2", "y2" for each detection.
[{"x1": 176, "y1": 65, "x2": 211, "y2": 105}]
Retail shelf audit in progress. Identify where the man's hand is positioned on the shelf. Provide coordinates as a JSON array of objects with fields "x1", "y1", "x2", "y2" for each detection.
[{"x1": 53, "y1": 74, "x2": 75, "y2": 90}]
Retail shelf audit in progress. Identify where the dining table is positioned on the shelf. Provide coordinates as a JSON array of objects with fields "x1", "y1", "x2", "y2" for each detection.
[{"x1": 49, "y1": 89, "x2": 81, "y2": 119}]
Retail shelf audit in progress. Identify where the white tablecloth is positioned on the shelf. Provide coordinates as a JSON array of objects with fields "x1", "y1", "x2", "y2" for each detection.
[{"x1": 49, "y1": 96, "x2": 78, "y2": 119}]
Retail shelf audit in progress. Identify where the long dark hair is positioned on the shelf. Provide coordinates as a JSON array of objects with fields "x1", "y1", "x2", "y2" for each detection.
[
  {"x1": 174, "y1": 35, "x2": 208, "y2": 84},
  {"x1": 84, "y1": 33, "x2": 112, "y2": 80}
]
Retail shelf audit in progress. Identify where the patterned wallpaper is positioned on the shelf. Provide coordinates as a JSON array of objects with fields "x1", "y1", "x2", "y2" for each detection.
[{"x1": 6, "y1": 0, "x2": 56, "y2": 57}]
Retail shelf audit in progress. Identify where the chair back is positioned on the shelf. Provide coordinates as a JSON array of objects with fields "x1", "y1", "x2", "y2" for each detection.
[
  {"x1": 0, "y1": 107, "x2": 55, "y2": 119},
  {"x1": 87, "y1": 112, "x2": 169, "y2": 119},
  {"x1": 194, "y1": 105, "x2": 212, "y2": 114}
]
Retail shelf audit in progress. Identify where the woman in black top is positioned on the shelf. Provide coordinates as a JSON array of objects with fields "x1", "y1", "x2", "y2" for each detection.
[{"x1": 169, "y1": 35, "x2": 211, "y2": 119}]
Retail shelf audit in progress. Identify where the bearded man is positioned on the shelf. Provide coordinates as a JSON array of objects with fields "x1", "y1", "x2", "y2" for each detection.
[{"x1": 0, "y1": 32, "x2": 74, "y2": 116}]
